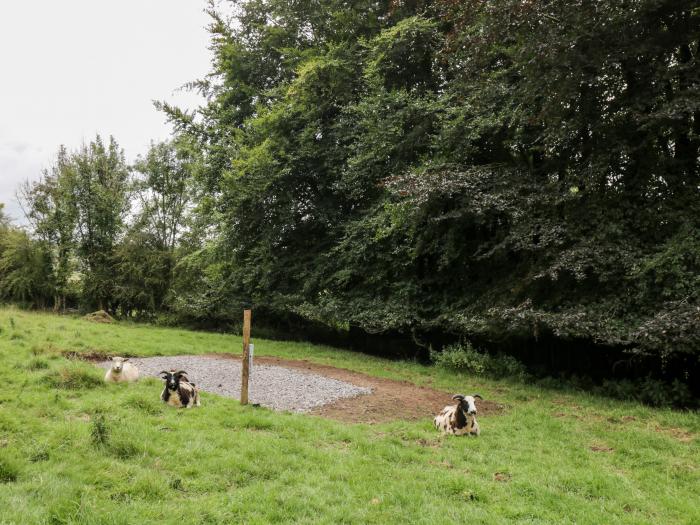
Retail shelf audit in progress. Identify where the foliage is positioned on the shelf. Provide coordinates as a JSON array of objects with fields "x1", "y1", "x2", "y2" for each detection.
[
  {"x1": 432, "y1": 342, "x2": 528, "y2": 380},
  {"x1": 15, "y1": 137, "x2": 194, "y2": 317},
  {"x1": 0, "y1": 203, "x2": 9, "y2": 229},
  {"x1": 0, "y1": 229, "x2": 54, "y2": 307},
  {"x1": 597, "y1": 377, "x2": 696, "y2": 409},
  {"x1": 112, "y1": 230, "x2": 173, "y2": 317},
  {"x1": 18, "y1": 146, "x2": 78, "y2": 311},
  {"x1": 132, "y1": 138, "x2": 194, "y2": 253},
  {"x1": 4, "y1": 0, "x2": 700, "y2": 390},
  {"x1": 69, "y1": 136, "x2": 131, "y2": 311},
  {"x1": 154, "y1": 0, "x2": 700, "y2": 389}
]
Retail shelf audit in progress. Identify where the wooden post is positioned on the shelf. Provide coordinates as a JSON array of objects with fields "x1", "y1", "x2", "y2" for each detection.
[{"x1": 240, "y1": 309, "x2": 252, "y2": 405}]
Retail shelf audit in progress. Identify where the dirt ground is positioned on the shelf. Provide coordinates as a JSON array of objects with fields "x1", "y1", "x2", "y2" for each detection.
[
  {"x1": 247, "y1": 356, "x2": 504, "y2": 424},
  {"x1": 82, "y1": 349, "x2": 503, "y2": 424}
]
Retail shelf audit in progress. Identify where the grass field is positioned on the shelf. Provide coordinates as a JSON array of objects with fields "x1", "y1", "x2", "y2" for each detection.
[{"x1": 0, "y1": 307, "x2": 697, "y2": 524}]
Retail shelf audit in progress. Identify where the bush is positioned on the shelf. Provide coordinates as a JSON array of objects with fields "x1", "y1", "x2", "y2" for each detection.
[
  {"x1": 432, "y1": 342, "x2": 528, "y2": 379},
  {"x1": 432, "y1": 342, "x2": 486, "y2": 374},
  {"x1": 597, "y1": 377, "x2": 696, "y2": 408}
]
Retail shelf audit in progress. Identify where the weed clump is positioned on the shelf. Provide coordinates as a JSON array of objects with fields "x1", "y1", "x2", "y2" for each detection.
[
  {"x1": 29, "y1": 446, "x2": 50, "y2": 463},
  {"x1": 122, "y1": 395, "x2": 161, "y2": 415},
  {"x1": 44, "y1": 364, "x2": 104, "y2": 390},
  {"x1": 26, "y1": 358, "x2": 49, "y2": 371},
  {"x1": 31, "y1": 343, "x2": 60, "y2": 357},
  {"x1": 0, "y1": 452, "x2": 19, "y2": 483},
  {"x1": 108, "y1": 436, "x2": 141, "y2": 459},
  {"x1": 91, "y1": 414, "x2": 110, "y2": 448}
]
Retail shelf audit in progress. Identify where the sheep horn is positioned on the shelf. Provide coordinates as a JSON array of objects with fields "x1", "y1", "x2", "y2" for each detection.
[
  {"x1": 472, "y1": 394, "x2": 483, "y2": 400},
  {"x1": 159, "y1": 370, "x2": 170, "y2": 376},
  {"x1": 175, "y1": 370, "x2": 188, "y2": 377},
  {"x1": 452, "y1": 394, "x2": 465, "y2": 401}
]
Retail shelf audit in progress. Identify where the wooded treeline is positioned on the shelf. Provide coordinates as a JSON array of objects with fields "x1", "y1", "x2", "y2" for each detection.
[{"x1": 1, "y1": 0, "x2": 698, "y2": 392}]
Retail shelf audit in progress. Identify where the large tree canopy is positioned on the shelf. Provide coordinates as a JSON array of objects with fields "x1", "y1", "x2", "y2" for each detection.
[
  {"x1": 3, "y1": 0, "x2": 699, "y2": 396},
  {"x1": 158, "y1": 0, "x2": 699, "y2": 379}
]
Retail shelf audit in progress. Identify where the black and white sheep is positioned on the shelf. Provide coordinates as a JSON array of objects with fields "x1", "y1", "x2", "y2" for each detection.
[
  {"x1": 104, "y1": 356, "x2": 139, "y2": 383},
  {"x1": 160, "y1": 370, "x2": 201, "y2": 408},
  {"x1": 434, "y1": 394, "x2": 483, "y2": 436}
]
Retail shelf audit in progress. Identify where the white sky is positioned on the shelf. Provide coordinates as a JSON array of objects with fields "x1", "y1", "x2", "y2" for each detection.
[{"x1": 0, "y1": 1, "x2": 212, "y2": 223}]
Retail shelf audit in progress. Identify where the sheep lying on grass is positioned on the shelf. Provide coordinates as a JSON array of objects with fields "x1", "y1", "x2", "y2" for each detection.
[
  {"x1": 434, "y1": 394, "x2": 483, "y2": 436},
  {"x1": 104, "y1": 357, "x2": 139, "y2": 383},
  {"x1": 160, "y1": 370, "x2": 201, "y2": 408}
]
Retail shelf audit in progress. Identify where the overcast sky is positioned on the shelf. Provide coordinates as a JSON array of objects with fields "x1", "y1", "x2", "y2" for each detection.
[{"x1": 0, "y1": 1, "x2": 212, "y2": 223}]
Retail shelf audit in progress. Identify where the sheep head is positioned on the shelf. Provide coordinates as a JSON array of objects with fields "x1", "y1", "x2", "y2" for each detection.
[
  {"x1": 109, "y1": 356, "x2": 129, "y2": 373},
  {"x1": 160, "y1": 370, "x2": 189, "y2": 391},
  {"x1": 452, "y1": 393, "x2": 483, "y2": 416}
]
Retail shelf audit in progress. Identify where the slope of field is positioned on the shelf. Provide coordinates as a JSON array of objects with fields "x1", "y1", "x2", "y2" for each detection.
[{"x1": 0, "y1": 307, "x2": 697, "y2": 524}]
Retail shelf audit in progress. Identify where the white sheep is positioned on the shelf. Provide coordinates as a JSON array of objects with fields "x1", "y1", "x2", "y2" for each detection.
[
  {"x1": 434, "y1": 394, "x2": 483, "y2": 435},
  {"x1": 104, "y1": 357, "x2": 140, "y2": 383}
]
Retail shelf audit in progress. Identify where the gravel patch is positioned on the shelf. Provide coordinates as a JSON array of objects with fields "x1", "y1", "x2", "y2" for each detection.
[{"x1": 99, "y1": 355, "x2": 372, "y2": 412}]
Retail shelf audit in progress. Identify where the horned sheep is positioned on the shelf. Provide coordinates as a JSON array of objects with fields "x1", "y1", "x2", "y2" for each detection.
[
  {"x1": 160, "y1": 370, "x2": 201, "y2": 408},
  {"x1": 434, "y1": 394, "x2": 483, "y2": 436}
]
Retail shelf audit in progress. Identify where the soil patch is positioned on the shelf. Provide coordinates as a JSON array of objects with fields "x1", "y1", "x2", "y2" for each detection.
[
  {"x1": 655, "y1": 425, "x2": 696, "y2": 443},
  {"x1": 494, "y1": 472, "x2": 512, "y2": 482},
  {"x1": 590, "y1": 445, "x2": 614, "y2": 453},
  {"x1": 244, "y1": 355, "x2": 504, "y2": 424},
  {"x1": 91, "y1": 351, "x2": 504, "y2": 423},
  {"x1": 64, "y1": 350, "x2": 110, "y2": 361},
  {"x1": 98, "y1": 355, "x2": 370, "y2": 413}
]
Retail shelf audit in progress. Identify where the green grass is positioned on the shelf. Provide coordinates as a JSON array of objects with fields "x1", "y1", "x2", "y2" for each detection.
[{"x1": 0, "y1": 307, "x2": 697, "y2": 524}]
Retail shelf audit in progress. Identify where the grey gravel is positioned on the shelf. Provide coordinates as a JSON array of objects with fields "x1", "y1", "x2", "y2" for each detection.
[{"x1": 99, "y1": 355, "x2": 371, "y2": 412}]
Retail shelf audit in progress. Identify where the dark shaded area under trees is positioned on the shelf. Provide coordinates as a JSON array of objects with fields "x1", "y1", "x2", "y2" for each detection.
[{"x1": 2, "y1": 0, "x2": 698, "y2": 404}]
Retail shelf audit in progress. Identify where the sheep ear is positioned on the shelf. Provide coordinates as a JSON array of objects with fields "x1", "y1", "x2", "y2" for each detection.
[
  {"x1": 122, "y1": 358, "x2": 129, "y2": 362},
  {"x1": 108, "y1": 356, "x2": 113, "y2": 361},
  {"x1": 472, "y1": 394, "x2": 483, "y2": 400}
]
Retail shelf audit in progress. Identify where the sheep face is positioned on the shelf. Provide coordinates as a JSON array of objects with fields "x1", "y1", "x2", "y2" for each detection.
[
  {"x1": 110, "y1": 357, "x2": 129, "y2": 374},
  {"x1": 160, "y1": 370, "x2": 188, "y2": 392},
  {"x1": 454, "y1": 394, "x2": 481, "y2": 416}
]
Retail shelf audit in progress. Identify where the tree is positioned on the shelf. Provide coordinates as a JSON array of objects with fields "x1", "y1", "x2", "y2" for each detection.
[
  {"x1": 0, "y1": 203, "x2": 9, "y2": 229},
  {"x1": 133, "y1": 139, "x2": 194, "y2": 253},
  {"x1": 0, "y1": 228, "x2": 53, "y2": 307},
  {"x1": 20, "y1": 137, "x2": 131, "y2": 312},
  {"x1": 19, "y1": 146, "x2": 77, "y2": 311},
  {"x1": 112, "y1": 230, "x2": 173, "y2": 317},
  {"x1": 69, "y1": 136, "x2": 131, "y2": 311},
  {"x1": 108, "y1": 139, "x2": 196, "y2": 317},
  {"x1": 161, "y1": 0, "x2": 699, "y2": 388}
]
